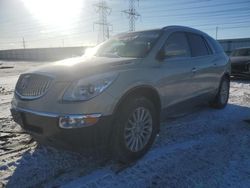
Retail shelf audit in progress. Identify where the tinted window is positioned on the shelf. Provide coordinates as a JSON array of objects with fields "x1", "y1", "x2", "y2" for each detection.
[
  {"x1": 187, "y1": 33, "x2": 209, "y2": 57},
  {"x1": 207, "y1": 35, "x2": 224, "y2": 53},
  {"x1": 163, "y1": 32, "x2": 191, "y2": 58},
  {"x1": 203, "y1": 38, "x2": 213, "y2": 54}
]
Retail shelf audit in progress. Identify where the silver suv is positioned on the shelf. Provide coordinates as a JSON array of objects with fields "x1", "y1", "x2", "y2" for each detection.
[{"x1": 11, "y1": 26, "x2": 230, "y2": 162}]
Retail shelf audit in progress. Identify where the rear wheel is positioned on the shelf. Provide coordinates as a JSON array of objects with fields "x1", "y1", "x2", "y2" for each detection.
[
  {"x1": 113, "y1": 97, "x2": 158, "y2": 163},
  {"x1": 211, "y1": 76, "x2": 230, "y2": 109}
]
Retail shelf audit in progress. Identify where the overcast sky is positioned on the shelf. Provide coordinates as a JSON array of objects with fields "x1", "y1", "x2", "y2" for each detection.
[{"x1": 0, "y1": 0, "x2": 250, "y2": 50}]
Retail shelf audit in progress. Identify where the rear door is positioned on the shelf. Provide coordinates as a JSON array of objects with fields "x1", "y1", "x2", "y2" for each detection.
[
  {"x1": 186, "y1": 32, "x2": 217, "y2": 96},
  {"x1": 158, "y1": 32, "x2": 194, "y2": 107}
]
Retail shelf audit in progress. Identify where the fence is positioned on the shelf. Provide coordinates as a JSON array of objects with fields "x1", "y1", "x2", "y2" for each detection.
[
  {"x1": 0, "y1": 47, "x2": 88, "y2": 61},
  {"x1": 218, "y1": 38, "x2": 250, "y2": 55}
]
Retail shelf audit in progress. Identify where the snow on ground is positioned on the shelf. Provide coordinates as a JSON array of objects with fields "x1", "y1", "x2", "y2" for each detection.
[{"x1": 0, "y1": 61, "x2": 250, "y2": 188}]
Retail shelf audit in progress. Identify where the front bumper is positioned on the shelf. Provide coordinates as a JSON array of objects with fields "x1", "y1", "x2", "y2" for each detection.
[{"x1": 10, "y1": 107, "x2": 114, "y2": 151}]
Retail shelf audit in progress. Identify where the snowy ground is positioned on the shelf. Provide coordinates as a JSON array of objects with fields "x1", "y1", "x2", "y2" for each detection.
[{"x1": 0, "y1": 60, "x2": 250, "y2": 188}]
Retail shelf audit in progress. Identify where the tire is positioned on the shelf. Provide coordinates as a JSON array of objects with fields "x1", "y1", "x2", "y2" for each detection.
[
  {"x1": 113, "y1": 96, "x2": 159, "y2": 163},
  {"x1": 211, "y1": 76, "x2": 230, "y2": 109}
]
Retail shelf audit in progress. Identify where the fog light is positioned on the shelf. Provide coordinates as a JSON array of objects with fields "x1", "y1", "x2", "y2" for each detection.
[{"x1": 59, "y1": 114, "x2": 101, "y2": 129}]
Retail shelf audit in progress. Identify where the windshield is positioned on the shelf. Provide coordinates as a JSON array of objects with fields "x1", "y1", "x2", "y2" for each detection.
[
  {"x1": 231, "y1": 48, "x2": 250, "y2": 56},
  {"x1": 94, "y1": 30, "x2": 161, "y2": 58}
]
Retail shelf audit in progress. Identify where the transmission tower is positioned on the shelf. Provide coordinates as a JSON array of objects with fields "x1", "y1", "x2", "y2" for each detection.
[
  {"x1": 122, "y1": 0, "x2": 140, "y2": 32},
  {"x1": 94, "y1": 0, "x2": 112, "y2": 44}
]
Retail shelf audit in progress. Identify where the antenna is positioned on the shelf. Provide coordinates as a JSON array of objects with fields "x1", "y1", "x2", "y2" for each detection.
[
  {"x1": 122, "y1": 0, "x2": 140, "y2": 32},
  {"x1": 94, "y1": 0, "x2": 112, "y2": 44}
]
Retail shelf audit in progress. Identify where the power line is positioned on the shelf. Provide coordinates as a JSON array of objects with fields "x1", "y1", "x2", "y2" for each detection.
[
  {"x1": 140, "y1": 0, "x2": 250, "y2": 13},
  {"x1": 3, "y1": 6, "x2": 249, "y2": 36},
  {"x1": 1, "y1": 24, "x2": 250, "y2": 49},
  {"x1": 2, "y1": 13, "x2": 249, "y2": 38},
  {"x1": 1, "y1": 1, "x2": 249, "y2": 36},
  {"x1": 1, "y1": 0, "x2": 250, "y2": 49},
  {"x1": 122, "y1": 0, "x2": 140, "y2": 32},
  {"x1": 1, "y1": 20, "x2": 249, "y2": 44},
  {"x1": 94, "y1": 0, "x2": 112, "y2": 43},
  {"x1": 142, "y1": 7, "x2": 250, "y2": 19}
]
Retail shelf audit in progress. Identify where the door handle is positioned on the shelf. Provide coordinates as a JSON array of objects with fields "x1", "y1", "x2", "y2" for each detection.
[{"x1": 191, "y1": 68, "x2": 197, "y2": 73}]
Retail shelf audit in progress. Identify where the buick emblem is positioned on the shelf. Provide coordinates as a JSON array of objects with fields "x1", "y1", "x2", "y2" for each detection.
[{"x1": 20, "y1": 75, "x2": 31, "y2": 90}]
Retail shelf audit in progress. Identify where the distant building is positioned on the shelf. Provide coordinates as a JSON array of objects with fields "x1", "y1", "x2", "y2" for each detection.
[{"x1": 218, "y1": 38, "x2": 250, "y2": 55}]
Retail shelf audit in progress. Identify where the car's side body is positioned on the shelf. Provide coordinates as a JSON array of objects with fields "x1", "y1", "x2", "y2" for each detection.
[
  {"x1": 107, "y1": 26, "x2": 230, "y2": 116},
  {"x1": 11, "y1": 26, "x2": 230, "y2": 154}
]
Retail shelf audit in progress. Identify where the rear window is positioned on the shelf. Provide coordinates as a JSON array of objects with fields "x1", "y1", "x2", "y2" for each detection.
[
  {"x1": 207, "y1": 35, "x2": 224, "y2": 53},
  {"x1": 187, "y1": 33, "x2": 209, "y2": 57}
]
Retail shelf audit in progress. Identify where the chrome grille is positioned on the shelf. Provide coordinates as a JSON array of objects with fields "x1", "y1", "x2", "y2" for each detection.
[{"x1": 15, "y1": 74, "x2": 52, "y2": 99}]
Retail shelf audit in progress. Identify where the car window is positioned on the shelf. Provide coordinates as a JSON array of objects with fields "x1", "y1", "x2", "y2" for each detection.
[
  {"x1": 95, "y1": 30, "x2": 162, "y2": 58},
  {"x1": 163, "y1": 32, "x2": 191, "y2": 59},
  {"x1": 231, "y1": 49, "x2": 250, "y2": 56},
  {"x1": 187, "y1": 33, "x2": 210, "y2": 57},
  {"x1": 207, "y1": 35, "x2": 224, "y2": 54},
  {"x1": 203, "y1": 38, "x2": 213, "y2": 54}
]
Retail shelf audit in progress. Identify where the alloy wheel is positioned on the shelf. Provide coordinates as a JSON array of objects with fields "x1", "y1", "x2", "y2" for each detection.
[{"x1": 124, "y1": 107, "x2": 153, "y2": 152}]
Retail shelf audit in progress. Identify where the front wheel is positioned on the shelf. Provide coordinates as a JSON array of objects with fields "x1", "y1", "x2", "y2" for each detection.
[
  {"x1": 211, "y1": 76, "x2": 230, "y2": 109},
  {"x1": 113, "y1": 97, "x2": 158, "y2": 163}
]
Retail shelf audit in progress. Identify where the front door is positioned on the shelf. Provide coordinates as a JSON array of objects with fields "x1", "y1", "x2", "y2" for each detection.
[{"x1": 157, "y1": 32, "x2": 193, "y2": 109}]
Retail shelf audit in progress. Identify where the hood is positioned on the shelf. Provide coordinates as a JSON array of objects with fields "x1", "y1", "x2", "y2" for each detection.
[
  {"x1": 27, "y1": 56, "x2": 142, "y2": 81},
  {"x1": 230, "y1": 56, "x2": 250, "y2": 64}
]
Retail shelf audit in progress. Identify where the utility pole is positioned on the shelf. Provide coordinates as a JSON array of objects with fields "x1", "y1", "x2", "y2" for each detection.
[
  {"x1": 22, "y1": 37, "x2": 26, "y2": 49},
  {"x1": 215, "y1": 26, "x2": 219, "y2": 40},
  {"x1": 94, "y1": 0, "x2": 112, "y2": 44},
  {"x1": 122, "y1": 0, "x2": 140, "y2": 32}
]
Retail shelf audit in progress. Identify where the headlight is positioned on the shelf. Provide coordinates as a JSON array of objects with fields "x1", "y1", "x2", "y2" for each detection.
[{"x1": 63, "y1": 72, "x2": 118, "y2": 101}]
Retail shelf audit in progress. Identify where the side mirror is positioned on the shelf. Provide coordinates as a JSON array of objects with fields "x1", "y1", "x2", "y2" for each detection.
[{"x1": 156, "y1": 50, "x2": 166, "y2": 61}]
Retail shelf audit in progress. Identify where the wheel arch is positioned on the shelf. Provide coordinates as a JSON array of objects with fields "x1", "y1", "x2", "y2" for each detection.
[{"x1": 113, "y1": 85, "x2": 162, "y2": 117}]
